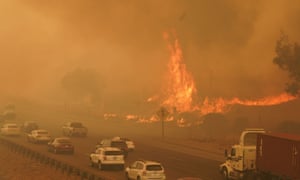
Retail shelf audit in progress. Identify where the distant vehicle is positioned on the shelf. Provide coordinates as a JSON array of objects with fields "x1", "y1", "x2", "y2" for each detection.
[
  {"x1": 47, "y1": 137, "x2": 74, "y2": 154},
  {"x1": 125, "y1": 160, "x2": 166, "y2": 180},
  {"x1": 62, "y1": 122, "x2": 88, "y2": 137},
  {"x1": 27, "y1": 129, "x2": 51, "y2": 144},
  {"x1": 96, "y1": 138, "x2": 129, "y2": 158},
  {"x1": 89, "y1": 147, "x2": 125, "y2": 170},
  {"x1": 0, "y1": 123, "x2": 21, "y2": 136},
  {"x1": 2, "y1": 103, "x2": 16, "y2": 121},
  {"x1": 21, "y1": 121, "x2": 39, "y2": 133},
  {"x1": 112, "y1": 136, "x2": 135, "y2": 151}
]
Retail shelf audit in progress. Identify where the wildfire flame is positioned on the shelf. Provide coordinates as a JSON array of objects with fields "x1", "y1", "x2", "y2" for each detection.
[
  {"x1": 162, "y1": 32, "x2": 197, "y2": 113},
  {"x1": 159, "y1": 31, "x2": 297, "y2": 116},
  {"x1": 105, "y1": 31, "x2": 297, "y2": 127}
]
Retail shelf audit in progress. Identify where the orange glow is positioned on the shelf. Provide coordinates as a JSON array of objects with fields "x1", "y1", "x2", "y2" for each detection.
[
  {"x1": 162, "y1": 32, "x2": 197, "y2": 113},
  {"x1": 112, "y1": 32, "x2": 298, "y2": 126},
  {"x1": 199, "y1": 93, "x2": 297, "y2": 115},
  {"x1": 159, "y1": 31, "x2": 298, "y2": 116}
]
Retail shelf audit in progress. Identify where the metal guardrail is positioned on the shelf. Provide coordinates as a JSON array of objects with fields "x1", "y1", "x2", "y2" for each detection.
[{"x1": 0, "y1": 137, "x2": 114, "y2": 180}]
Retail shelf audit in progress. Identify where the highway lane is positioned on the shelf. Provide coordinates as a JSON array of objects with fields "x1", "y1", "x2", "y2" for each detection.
[
  {"x1": 2, "y1": 106, "x2": 224, "y2": 180},
  {"x1": 2, "y1": 131, "x2": 223, "y2": 180}
]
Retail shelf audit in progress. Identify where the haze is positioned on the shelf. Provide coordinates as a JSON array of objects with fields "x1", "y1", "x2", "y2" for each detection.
[{"x1": 1, "y1": 0, "x2": 300, "y2": 110}]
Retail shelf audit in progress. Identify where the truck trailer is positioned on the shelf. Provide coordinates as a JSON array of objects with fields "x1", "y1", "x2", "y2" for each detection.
[
  {"x1": 219, "y1": 128, "x2": 300, "y2": 180},
  {"x1": 256, "y1": 132, "x2": 300, "y2": 179}
]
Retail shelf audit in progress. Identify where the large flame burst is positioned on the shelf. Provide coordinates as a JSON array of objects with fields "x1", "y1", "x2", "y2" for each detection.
[
  {"x1": 107, "y1": 32, "x2": 297, "y2": 126},
  {"x1": 162, "y1": 32, "x2": 197, "y2": 112},
  {"x1": 160, "y1": 32, "x2": 297, "y2": 116}
]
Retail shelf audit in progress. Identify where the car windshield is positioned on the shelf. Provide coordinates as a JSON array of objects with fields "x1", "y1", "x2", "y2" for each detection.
[
  {"x1": 104, "y1": 151, "x2": 123, "y2": 155},
  {"x1": 37, "y1": 131, "x2": 48, "y2": 135},
  {"x1": 71, "y1": 123, "x2": 83, "y2": 128},
  {"x1": 8, "y1": 125, "x2": 18, "y2": 128},
  {"x1": 146, "y1": 165, "x2": 163, "y2": 171},
  {"x1": 57, "y1": 139, "x2": 71, "y2": 144},
  {"x1": 26, "y1": 122, "x2": 37, "y2": 126},
  {"x1": 111, "y1": 141, "x2": 126, "y2": 147}
]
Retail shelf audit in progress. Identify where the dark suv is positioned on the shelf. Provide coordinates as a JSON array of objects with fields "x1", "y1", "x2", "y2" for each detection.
[
  {"x1": 22, "y1": 121, "x2": 39, "y2": 133},
  {"x1": 96, "y1": 139, "x2": 129, "y2": 158}
]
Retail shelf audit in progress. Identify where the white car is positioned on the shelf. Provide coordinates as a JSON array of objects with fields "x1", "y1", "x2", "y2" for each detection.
[
  {"x1": 0, "y1": 123, "x2": 21, "y2": 136},
  {"x1": 27, "y1": 129, "x2": 51, "y2": 143},
  {"x1": 125, "y1": 160, "x2": 166, "y2": 180},
  {"x1": 112, "y1": 136, "x2": 135, "y2": 151},
  {"x1": 89, "y1": 147, "x2": 125, "y2": 170}
]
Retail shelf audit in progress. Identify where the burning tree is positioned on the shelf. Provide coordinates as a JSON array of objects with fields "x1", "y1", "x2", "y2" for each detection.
[{"x1": 273, "y1": 32, "x2": 300, "y2": 96}]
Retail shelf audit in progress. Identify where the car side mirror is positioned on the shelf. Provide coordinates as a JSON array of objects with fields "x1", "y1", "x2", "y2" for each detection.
[{"x1": 224, "y1": 149, "x2": 228, "y2": 157}]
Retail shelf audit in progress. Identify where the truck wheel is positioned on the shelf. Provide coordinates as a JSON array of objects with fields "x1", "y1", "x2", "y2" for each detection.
[
  {"x1": 89, "y1": 159, "x2": 94, "y2": 167},
  {"x1": 125, "y1": 172, "x2": 130, "y2": 180},
  {"x1": 221, "y1": 167, "x2": 228, "y2": 180},
  {"x1": 98, "y1": 162, "x2": 102, "y2": 170}
]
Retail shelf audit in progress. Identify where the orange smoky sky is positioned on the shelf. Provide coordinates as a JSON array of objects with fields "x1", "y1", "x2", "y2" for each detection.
[{"x1": 1, "y1": 0, "x2": 300, "y2": 103}]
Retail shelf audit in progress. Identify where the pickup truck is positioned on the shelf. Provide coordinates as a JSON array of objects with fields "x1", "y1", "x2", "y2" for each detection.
[{"x1": 62, "y1": 122, "x2": 88, "y2": 137}]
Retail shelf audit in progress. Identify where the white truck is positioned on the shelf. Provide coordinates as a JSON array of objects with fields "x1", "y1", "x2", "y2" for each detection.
[
  {"x1": 219, "y1": 128, "x2": 300, "y2": 179},
  {"x1": 219, "y1": 128, "x2": 265, "y2": 179}
]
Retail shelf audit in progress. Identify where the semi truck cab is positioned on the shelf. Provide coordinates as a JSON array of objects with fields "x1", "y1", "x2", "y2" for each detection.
[{"x1": 220, "y1": 128, "x2": 265, "y2": 179}]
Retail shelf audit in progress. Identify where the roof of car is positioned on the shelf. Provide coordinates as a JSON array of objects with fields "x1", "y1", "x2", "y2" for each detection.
[
  {"x1": 112, "y1": 136, "x2": 131, "y2": 141},
  {"x1": 24, "y1": 121, "x2": 37, "y2": 124},
  {"x1": 55, "y1": 137, "x2": 71, "y2": 140},
  {"x1": 138, "y1": 159, "x2": 161, "y2": 165},
  {"x1": 98, "y1": 147, "x2": 122, "y2": 151},
  {"x1": 33, "y1": 129, "x2": 48, "y2": 133},
  {"x1": 3, "y1": 123, "x2": 18, "y2": 126}
]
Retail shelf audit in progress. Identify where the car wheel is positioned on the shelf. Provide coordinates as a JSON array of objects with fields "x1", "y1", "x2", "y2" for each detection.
[
  {"x1": 137, "y1": 176, "x2": 141, "y2": 180},
  {"x1": 89, "y1": 159, "x2": 94, "y2": 167},
  {"x1": 221, "y1": 167, "x2": 228, "y2": 180},
  {"x1": 125, "y1": 172, "x2": 130, "y2": 180},
  {"x1": 98, "y1": 162, "x2": 102, "y2": 170}
]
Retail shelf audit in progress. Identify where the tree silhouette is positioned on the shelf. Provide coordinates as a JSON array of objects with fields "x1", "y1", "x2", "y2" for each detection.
[{"x1": 273, "y1": 32, "x2": 300, "y2": 96}]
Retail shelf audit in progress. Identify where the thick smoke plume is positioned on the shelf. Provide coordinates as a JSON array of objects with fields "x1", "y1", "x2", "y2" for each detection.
[{"x1": 1, "y1": 0, "x2": 300, "y2": 112}]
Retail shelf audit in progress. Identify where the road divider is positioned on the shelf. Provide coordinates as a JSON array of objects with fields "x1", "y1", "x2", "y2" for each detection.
[{"x1": 0, "y1": 136, "x2": 114, "y2": 180}]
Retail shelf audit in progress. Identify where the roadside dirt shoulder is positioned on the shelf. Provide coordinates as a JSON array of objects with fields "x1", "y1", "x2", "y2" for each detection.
[{"x1": 0, "y1": 145, "x2": 80, "y2": 180}]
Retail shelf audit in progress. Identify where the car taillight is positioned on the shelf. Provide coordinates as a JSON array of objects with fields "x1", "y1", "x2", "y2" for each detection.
[
  {"x1": 142, "y1": 170, "x2": 147, "y2": 176},
  {"x1": 103, "y1": 156, "x2": 107, "y2": 160}
]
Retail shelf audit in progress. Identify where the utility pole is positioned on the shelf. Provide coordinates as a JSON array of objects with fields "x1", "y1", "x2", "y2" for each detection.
[{"x1": 157, "y1": 107, "x2": 169, "y2": 139}]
